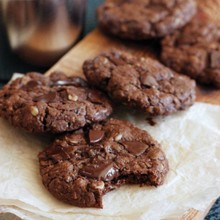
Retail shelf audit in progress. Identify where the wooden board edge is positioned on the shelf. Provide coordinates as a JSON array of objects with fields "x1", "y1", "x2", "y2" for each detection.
[{"x1": 46, "y1": 29, "x2": 220, "y2": 106}]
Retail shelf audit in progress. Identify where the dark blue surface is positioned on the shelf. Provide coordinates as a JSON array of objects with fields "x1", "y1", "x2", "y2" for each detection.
[
  {"x1": 0, "y1": 0, "x2": 219, "y2": 219},
  {"x1": 206, "y1": 198, "x2": 220, "y2": 220}
]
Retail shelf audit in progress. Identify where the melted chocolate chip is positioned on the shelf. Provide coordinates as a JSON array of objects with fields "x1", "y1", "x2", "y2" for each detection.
[
  {"x1": 80, "y1": 161, "x2": 118, "y2": 181},
  {"x1": 88, "y1": 91, "x2": 103, "y2": 104},
  {"x1": 109, "y1": 56, "x2": 126, "y2": 65},
  {"x1": 52, "y1": 77, "x2": 87, "y2": 87},
  {"x1": 48, "y1": 146, "x2": 70, "y2": 162},
  {"x1": 141, "y1": 75, "x2": 158, "y2": 88},
  {"x1": 210, "y1": 51, "x2": 220, "y2": 68},
  {"x1": 121, "y1": 141, "x2": 148, "y2": 156},
  {"x1": 146, "y1": 117, "x2": 156, "y2": 126},
  {"x1": 33, "y1": 91, "x2": 57, "y2": 102},
  {"x1": 23, "y1": 80, "x2": 42, "y2": 89},
  {"x1": 89, "y1": 130, "x2": 104, "y2": 144},
  {"x1": 146, "y1": 148, "x2": 165, "y2": 160}
]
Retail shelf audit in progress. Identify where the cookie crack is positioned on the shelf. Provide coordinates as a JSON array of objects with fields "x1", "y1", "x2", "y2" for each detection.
[{"x1": 43, "y1": 106, "x2": 50, "y2": 132}]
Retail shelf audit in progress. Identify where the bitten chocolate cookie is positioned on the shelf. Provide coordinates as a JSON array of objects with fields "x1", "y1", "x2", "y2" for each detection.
[
  {"x1": 83, "y1": 50, "x2": 196, "y2": 116},
  {"x1": 161, "y1": 13, "x2": 220, "y2": 88},
  {"x1": 38, "y1": 118, "x2": 169, "y2": 208},
  {"x1": 0, "y1": 72, "x2": 112, "y2": 133},
  {"x1": 97, "y1": 0, "x2": 197, "y2": 40}
]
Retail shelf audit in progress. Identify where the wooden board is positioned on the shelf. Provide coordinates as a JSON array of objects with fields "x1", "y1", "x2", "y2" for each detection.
[
  {"x1": 46, "y1": 1, "x2": 220, "y2": 219},
  {"x1": 46, "y1": 30, "x2": 220, "y2": 106}
]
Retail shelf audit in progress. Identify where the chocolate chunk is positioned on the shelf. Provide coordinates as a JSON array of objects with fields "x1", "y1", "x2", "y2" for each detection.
[
  {"x1": 88, "y1": 91, "x2": 104, "y2": 104},
  {"x1": 97, "y1": 0, "x2": 197, "y2": 39},
  {"x1": 141, "y1": 75, "x2": 158, "y2": 87},
  {"x1": 161, "y1": 13, "x2": 220, "y2": 88},
  {"x1": 25, "y1": 80, "x2": 42, "y2": 89},
  {"x1": 38, "y1": 118, "x2": 169, "y2": 208},
  {"x1": 109, "y1": 56, "x2": 126, "y2": 66},
  {"x1": 210, "y1": 51, "x2": 220, "y2": 68},
  {"x1": 83, "y1": 50, "x2": 196, "y2": 116},
  {"x1": 0, "y1": 72, "x2": 112, "y2": 133},
  {"x1": 121, "y1": 141, "x2": 148, "y2": 156},
  {"x1": 146, "y1": 117, "x2": 156, "y2": 126},
  {"x1": 48, "y1": 145, "x2": 70, "y2": 162},
  {"x1": 89, "y1": 130, "x2": 105, "y2": 144},
  {"x1": 33, "y1": 91, "x2": 57, "y2": 102},
  {"x1": 80, "y1": 161, "x2": 118, "y2": 181},
  {"x1": 52, "y1": 77, "x2": 87, "y2": 87}
]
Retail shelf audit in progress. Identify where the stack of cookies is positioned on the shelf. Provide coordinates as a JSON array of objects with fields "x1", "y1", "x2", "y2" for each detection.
[
  {"x1": 0, "y1": 0, "x2": 218, "y2": 210},
  {"x1": 0, "y1": 71, "x2": 170, "y2": 208},
  {"x1": 97, "y1": 0, "x2": 220, "y2": 88}
]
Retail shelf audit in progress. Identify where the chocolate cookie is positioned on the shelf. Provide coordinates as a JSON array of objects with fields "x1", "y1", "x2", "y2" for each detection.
[
  {"x1": 161, "y1": 13, "x2": 220, "y2": 88},
  {"x1": 0, "y1": 72, "x2": 112, "y2": 133},
  {"x1": 83, "y1": 50, "x2": 196, "y2": 116},
  {"x1": 38, "y1": 118, "x2": 169, "y2": 208},
  {"x1": 97, "y1": 0, "x2": 197, "y2": 40}
]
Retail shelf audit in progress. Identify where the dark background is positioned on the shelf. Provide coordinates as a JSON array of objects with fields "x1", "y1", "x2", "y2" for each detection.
[
  {"x1": 0, "y1": 0, "x2": 219, "y2": 218},
  {"x1": 0, "y1": 0, "x2": 104, "y2": 86}
]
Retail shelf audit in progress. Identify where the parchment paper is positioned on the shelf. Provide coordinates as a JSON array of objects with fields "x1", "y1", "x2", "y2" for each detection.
[{"x1": 0, "y1": 99, "x2": 220, "y2": 220}]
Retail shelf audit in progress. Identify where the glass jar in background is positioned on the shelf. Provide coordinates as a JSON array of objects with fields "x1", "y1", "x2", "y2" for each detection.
[{"x1": 0, "y1": 0, "x2": 86, "y2": 67}]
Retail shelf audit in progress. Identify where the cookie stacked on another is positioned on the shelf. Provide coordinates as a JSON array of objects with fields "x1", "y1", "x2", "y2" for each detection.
[
  {"x1": 161, "y1": 13, "x2": 220, "y2": 88},
  {"x1": 0, "y1": 70, "x2": 171, "y2": 209},
  {"x1": 0, "y1": 0, "x2": 204, "y2": 210},
  {"x1": 97, "y1": 0, "x2": 197, "y2": 39},
  {"x1": 0, "y1": 72, "x2": 113, "y2": 133},
  {"x1": 83, "y1": 50, "x2": 196, "y2": 116},
  {"x1": 98, "y1": 0, "x2": 220, "y2": 89}
]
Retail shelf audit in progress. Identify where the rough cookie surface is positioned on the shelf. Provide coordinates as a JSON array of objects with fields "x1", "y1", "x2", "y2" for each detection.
[
  {"x1": 39, "y1": 118, "x2": 169, "y2": 208},
  {"x1": 83, "y1": 50, "x2": 196, "y2": 116},
  {"x1": 161, "y1": 13, "x2": 220, "y2": 88},
  {"x1": 97, "y1": 0, "x2": 197, "y2": 39},
  {"x1": 0, "y1": 72, "x2": 112, "y2": 133}
]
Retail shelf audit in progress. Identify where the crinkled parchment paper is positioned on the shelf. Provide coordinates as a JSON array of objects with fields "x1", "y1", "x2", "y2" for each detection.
[{"x1": 0, "y1": 99, "x2": 220, "y2": 220}]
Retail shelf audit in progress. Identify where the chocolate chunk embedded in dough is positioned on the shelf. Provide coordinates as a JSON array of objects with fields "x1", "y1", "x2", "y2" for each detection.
[
  {"x1": 38, "y1": 118, "x2": 169, "y2": 208},
  {"x1": 161, "y1": 13, "x2": 220, "y2": 88},
  {"x1": 83, "y1": 50, "x2": 196, "y2": 116},
  {"x1": 97, "y1": 0, "x2": 197, "y2": 39},
  {"x1": 0, "y1": 72, "x2": 112, "y2": 133}
]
